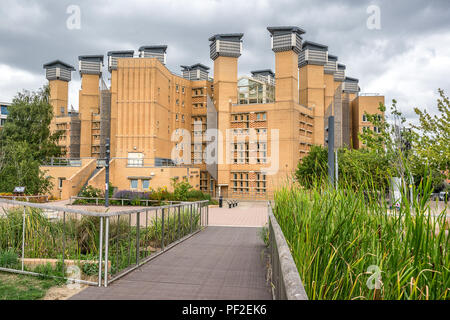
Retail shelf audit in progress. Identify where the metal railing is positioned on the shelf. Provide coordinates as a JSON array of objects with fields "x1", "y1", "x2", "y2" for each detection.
[
  {"x1": 42, "y1": 158, "x2": 82, "y2": 167},
  {"x1": 0, "y1": 195, "x2": 49, "y2": 203},
  {"x1": 267, "y1": 202, "x2": 308, "y2": 300},
  {"x1": 0, "y1": 198, "x2": 209, "y2": 287},
  {"x1": 69, "y1": 196, "x2": 183, "y2": 207}
]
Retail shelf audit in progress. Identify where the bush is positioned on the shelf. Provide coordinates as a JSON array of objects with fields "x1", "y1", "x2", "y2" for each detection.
[
  {"x1": 0, "y1": 249, "x2": 19, "y2": 268},
  {"x1": 78, "y1": 185, "x2": 103, "y2": 198}
]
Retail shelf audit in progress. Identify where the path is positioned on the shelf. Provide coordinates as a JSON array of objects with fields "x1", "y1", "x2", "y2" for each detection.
[{"x1": 71, "y1": 202, "x2": 272, "y2": 300}]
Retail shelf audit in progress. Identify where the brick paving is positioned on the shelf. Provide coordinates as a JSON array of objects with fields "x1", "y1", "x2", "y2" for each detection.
[
  {"x1": 71, "y1": 226, "x2": 272, "y2": 300},
  {"x1": 208, "y1": 202, "x2": 269, "y2": 227}
]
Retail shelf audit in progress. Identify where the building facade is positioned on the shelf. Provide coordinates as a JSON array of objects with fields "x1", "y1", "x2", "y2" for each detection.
[
  {"x1": 41, "y1": 26, "x2": 384, "y2": 200},
  {"x1": 0, "y1": 102, "x2": 9, "y2": 129}
]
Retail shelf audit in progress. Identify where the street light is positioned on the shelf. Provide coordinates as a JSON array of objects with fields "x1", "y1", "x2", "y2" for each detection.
[{"x1": 105, "y1": 138, "x2": 110, "y2": 208}]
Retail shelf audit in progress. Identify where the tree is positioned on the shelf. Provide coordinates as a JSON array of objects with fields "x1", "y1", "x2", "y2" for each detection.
[
  {"x1": 412, "y1": 88, "x2": 450, "y2": 182},
  {"x1": 295, "y1": 145, "x2": 328, "y2": 188},
  {"x1": 0, "y1": 85, "x2": 62, "y2": 194},
  {"x1": 359, "y1": 90, "x2": 448, "y2": 192},
  {"x1": 0, "y1": 85, "x2": 64, "y2": 161}
]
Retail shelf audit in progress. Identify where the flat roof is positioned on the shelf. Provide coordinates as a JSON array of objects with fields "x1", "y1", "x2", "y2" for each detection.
[
  {"x1": 302, "y1": 40, "x2": 328, "y2": 51},
  {"x1": 267, "y1": 26, "x2": 306, "y2": 36},
  {"x1": 251, "y1": 69, "x2": 275, "y2": 77},
  {"x1": 337, "y1": 63, "x2": 346, "y2": 70},
  {"x1": 208, "y1": 33, "x2": 244, "y2": 42},
  {"x1": 138, "y1": 45, "x2": 168, "y2": 53},
  {"x1": 43, "y1": 60, "x2": 75, "y2": 70},
  {"x1": 345, "y1": 76, "x2": 359, "y2": 83},
  {"x1": 78, "y1": 55, "x2": 104, "y2": 62},
  {"x1": 107, "y1": 50, "x2": 134, "y2": 57},
  {"x1": 328, "y1": 54, "x2": 338, "y2": 61},
  {"x1": 181, "y1": 63, "x2": 210, "y2": 71}
]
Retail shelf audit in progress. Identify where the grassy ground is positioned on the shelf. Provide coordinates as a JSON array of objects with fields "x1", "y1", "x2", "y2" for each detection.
[{"x1": 0, "y1": 272, "x2": 62, "y2": 300}]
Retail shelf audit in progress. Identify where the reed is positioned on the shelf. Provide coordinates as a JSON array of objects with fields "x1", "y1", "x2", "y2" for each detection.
[{"x1": 273, "y1": 173, "x2": 449, "y2": 300}]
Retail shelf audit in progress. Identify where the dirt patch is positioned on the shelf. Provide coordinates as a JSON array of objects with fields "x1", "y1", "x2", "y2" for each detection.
[{"x1": 42, "y1": 284, "x2": 88, "y2": 300}]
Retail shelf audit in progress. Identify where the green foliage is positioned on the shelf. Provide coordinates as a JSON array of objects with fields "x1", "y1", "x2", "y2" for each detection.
[
  {"x1": 274, "y1": 172, "x2": 449, "y2": 300},
  {"x1": 78, "y1": 185, "x2": 103, "y2": 198},
  {"x1": 0, "y1": 85, "x2": 63, "y2": 194},
  {"x1": 295, "y1": 145, "x2": 390, "y2": 191},
  {"x1": 171, "y1": 177, "x2": 193, "y2": 201},
  {"x1": 259, "y1": 225, "x2": 269, "y2": 248},
  {"x1": 356, "y1": 91, "x2": 449, "y2": 192},
  {"x1": 295, "y1": 145, "x2": 328, "y2": 187},
  {"x1": 0, "y1": 249, "x2": 19, "y2": 268}
]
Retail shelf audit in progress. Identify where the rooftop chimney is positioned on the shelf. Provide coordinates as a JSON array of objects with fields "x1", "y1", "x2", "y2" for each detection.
[
  {"x1": 180, "y1": 63, "x2": 210, "y2": 80},
  {"x1": 324, "y1": 54, "x2": 338, "y2": 74},
  {"x1": 343, "y1": 77, "x2": 359, "y2": 93},
  {"x1": 267, "y1": 26, "x2": 305, "y2": 53},
  {"x1": 43, "y1": 60, "x2": 75, "y2": 82},
  {"x1": 209, "y1": 33, "x2": 243, "y2": 60},
  {"x1": 298, "y1": 41, "x2": 328, "y2": 67},
  {"x1": 138, "y1": 45, "x2": 167, "y2": 65},
  {"x1": 78, "y1": 55, "x2": 104, "y2": 75},
  {"x1": 334, "y1": 63, "x2": 346, "y2": 82},
  {"x1": 107, "y1": 50, "x2": 134, "y2": 72}
]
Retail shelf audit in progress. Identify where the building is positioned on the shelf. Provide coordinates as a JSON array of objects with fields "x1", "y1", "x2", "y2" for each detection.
[
  {"x1": 41, "y1": 25, "x2": 384, "y2": 200},
  {"x1": 0, "y1": 102, "x2": 10, "y2": 129}
]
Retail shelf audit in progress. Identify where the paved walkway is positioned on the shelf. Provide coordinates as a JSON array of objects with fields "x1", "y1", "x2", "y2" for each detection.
[
  {"x1": 208, "y1": 202, "x2": 269, "y2": 227},
  {"x1": 71, "y1": 226, "x2": 272, "y2": 300}
]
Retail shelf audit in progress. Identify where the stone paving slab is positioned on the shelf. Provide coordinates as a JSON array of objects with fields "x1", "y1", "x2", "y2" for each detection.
[
  {"x1": 71, "y1": 226, "x2": 272, "y2": 300},
  {"x1": 208, "y1": 202, "x2": 269, "y2": 227}
]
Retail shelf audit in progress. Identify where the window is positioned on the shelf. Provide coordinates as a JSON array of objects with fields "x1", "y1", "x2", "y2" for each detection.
[
  {"x1": 58, "y1": 178, "x2": 65, "y2": 189},
  {"x1": 60, "y1": 107, "x2": 65, "y2": 114},
  {"x1": 176, "y1": 114, "x2": 179, "y2": 121},
  {"x1": 130, "y1": 179, "x2": 138, "y2": 189},
  {"x1": 182, "y1": 87, "x2": 185, "y2": 94},
  {"x1": 142, "y1": 179, "x2": 150, "y2": 189},
  {"x1": 128, "y1": 152, "x2": 144, "y2": 167},
  {"x1": 176, "y1": 99, "x2": 179, "y2": 105},
  {"x1": 362, "y1": 114, "x2": 367, "y2": 122},
  {"x1": 374, "y1": 126, "x2": 381, "y2": 133},
  {"x1": 176, "y1": 84, "x2": 179, "y2": 92},
  {"x1": 0, "y1": 105, "x2": 8, "y2": 115}
]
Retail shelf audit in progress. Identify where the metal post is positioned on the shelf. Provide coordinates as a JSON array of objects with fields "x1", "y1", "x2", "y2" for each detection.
[
  {"x1": 190, "y1": 203, "x2": 193, "y2": 234},
  {"x1": 335, "y1": 150, "x2": 338, "y2": 190},
  {"x1": 177, "y1": 205, "x2": 181, "y2": 240},
  {"x1": 98, "y1": 217, "x2": 103, "y2": 286},
  {"x1": 161, "y1": 209, "x2": 165, "y2": 251},
  {"x1": 105, "y1": 138, "x2": 110, "y2": 208},
  {"x1": 136, "y1": 212, "x2": 140, "y2": 265},
  {"x1": 128, "y1": 214, "x2": 131, "y2": 266},
  {"x1": 327, "y1": 116, "x2": 335, "y2": 187},
  {"x1": 62, "y1": 212, "x2": 66, "y2": 276},
  {"x1": 104, "y1": 217, "x2": 109, "y2": 287},
  {"x1": 145, "y1": 210, "x2": 148, "y2": 258},
  {"x1": 21, "y1": 206, "x2": 26, "y2": 271}
]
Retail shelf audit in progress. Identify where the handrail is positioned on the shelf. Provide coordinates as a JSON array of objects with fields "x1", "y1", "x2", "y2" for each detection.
[{"x1": 268, "y1": 202, "x2": 308, "y2": 300}]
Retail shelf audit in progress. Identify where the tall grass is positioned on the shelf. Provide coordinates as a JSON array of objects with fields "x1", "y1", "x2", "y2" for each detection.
[
  {"x1": 0, "y1": 206, "x2": 202, "y2": 278},
  {"x1": 274, "y1": 174, "x2": 449, "y2": 300}
]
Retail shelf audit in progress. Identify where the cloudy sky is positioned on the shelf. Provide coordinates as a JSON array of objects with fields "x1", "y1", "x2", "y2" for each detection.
[{"x1": 1, "y1": 0, "x2": 449, "y2": 123}]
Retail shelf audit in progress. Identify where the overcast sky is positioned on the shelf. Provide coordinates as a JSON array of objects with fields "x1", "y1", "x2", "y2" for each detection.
[{"x1": 1, "y1": 0, "x2": 449, "y2": 123}]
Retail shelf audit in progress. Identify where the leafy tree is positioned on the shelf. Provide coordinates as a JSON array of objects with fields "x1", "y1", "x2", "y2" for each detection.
[
  {"x1": 171, "y1": 177, "x2": 193, "y2": 201},
  {"x1": 0, "y1": 85, "x2": 62, "y2": 194},
  {"x1": 0, "y1": 85, "x2": 63, "y2": 161},
  {"x1": 411, "y1": 88, "x2": 450, "y2": 181},
  {"x1": 295, "y1": 145, "x2": 328, "y2": 187}
]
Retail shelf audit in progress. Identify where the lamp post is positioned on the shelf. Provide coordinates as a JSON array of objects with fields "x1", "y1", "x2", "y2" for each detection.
[{"x1": 105, "y1": 138, "x2": 110, "y2": 208}]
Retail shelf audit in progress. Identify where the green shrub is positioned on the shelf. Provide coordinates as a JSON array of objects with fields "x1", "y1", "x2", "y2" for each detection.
[{"x1": 0, "y1": 249, "x2": 19, "y2": 268}]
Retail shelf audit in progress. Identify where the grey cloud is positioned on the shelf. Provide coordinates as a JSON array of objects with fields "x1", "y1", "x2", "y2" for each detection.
[{"x1": 0, "y1": 0, "x2": 449, "y2": 123}]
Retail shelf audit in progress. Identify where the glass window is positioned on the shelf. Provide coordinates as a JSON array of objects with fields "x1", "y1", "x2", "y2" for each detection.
[
  {"x1": 142, "y1": 179, "x2": 150, "y2": 189},
  {"x1": 0, "y1": 105, "x2": 8, "y2": 115},
  {"x1": 130, "y1": 179, "x2": 138, "y2": 189},
  {"x1": 362, "y1": 114, "x2": 367, "y2": 122}
]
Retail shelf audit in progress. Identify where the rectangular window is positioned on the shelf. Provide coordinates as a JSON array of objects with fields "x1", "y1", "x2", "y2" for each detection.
[
  {"x1": 58, "y1": 177, "x2": 65, "y2": 189},
  {"x1": 60, "y1": 107, "x2": 65, "y2": 114},
  {"x1": 130, "y1": 179, "x2": 138, "y2": 189},
  {"x1": 362, "y1": 114, "x2": 367, "y2": 122},
  {"x1": 142, "y1": 179, "x2": 150, "y2": 189}
]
